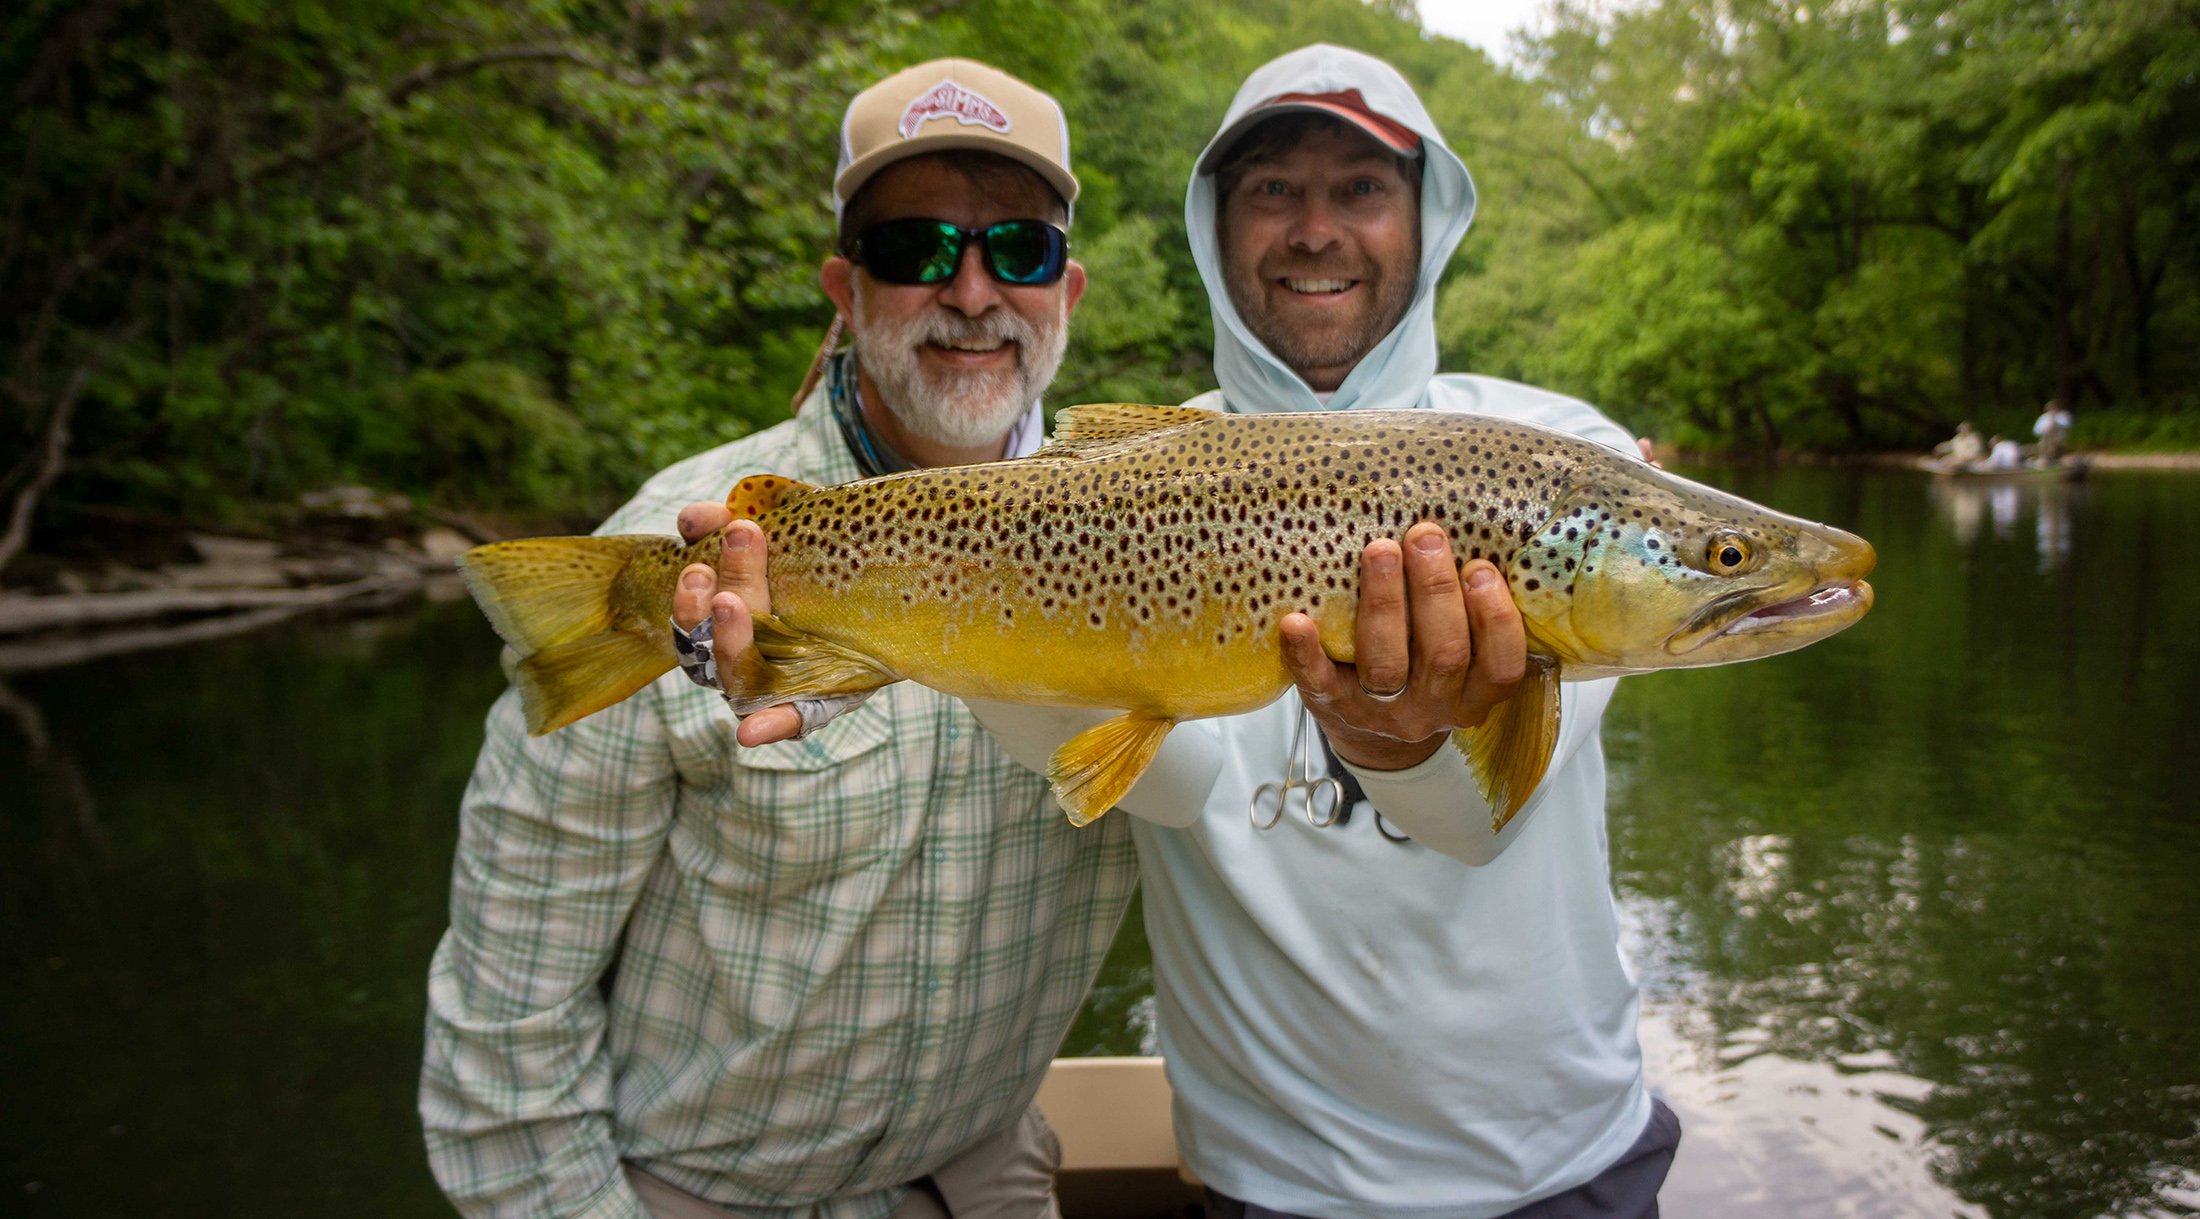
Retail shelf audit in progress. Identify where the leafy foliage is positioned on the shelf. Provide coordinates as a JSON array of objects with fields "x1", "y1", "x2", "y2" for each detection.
[
  {"x1": 4, "y1": 0, "x2": 2195, "y2": 550},
  {"x1": 1510, "y1": 0, "x2": 2200, "y2": 452}
]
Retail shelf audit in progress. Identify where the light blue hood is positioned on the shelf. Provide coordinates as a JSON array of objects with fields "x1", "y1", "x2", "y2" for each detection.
[{"x1": 1187, "y1": 44, "x2": 1477, "y2": 415}]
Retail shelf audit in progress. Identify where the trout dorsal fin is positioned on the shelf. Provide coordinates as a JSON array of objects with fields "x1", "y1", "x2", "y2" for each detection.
[
  {"x1": 1051, "y1": 403, "x2": 1214, "y2": 444},
  {"x1": 724, "y1": 473, "x2": 817, "y2": 521},
  {"x1": 1454, "y1": 654, "x2": 1564, "y2": 832}
]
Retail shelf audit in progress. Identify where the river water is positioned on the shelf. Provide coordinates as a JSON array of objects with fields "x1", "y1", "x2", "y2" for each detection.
[{"x1": 5, "y1": 466, "x2": 2197, "y2": 1217}]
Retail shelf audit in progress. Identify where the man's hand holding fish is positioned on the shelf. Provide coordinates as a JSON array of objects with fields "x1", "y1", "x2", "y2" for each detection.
[{"x1": 1277, "y1": 524, "x2": 1529, "y2": 770}]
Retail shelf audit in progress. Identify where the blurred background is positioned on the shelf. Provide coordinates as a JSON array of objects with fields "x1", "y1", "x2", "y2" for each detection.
[{"x1": 5, "y1": 0, "x2": 2198, "y2": 1215}]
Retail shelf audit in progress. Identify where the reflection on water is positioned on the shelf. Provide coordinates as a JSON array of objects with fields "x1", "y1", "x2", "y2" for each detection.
[
  {"x1": 6, "y1": 470, "x2": 2200, "y2": 1217},
  {"x1": 2, "y1": 594, "x2": 506, "y2": 1217},
  {"x1": 1929, "y1": 473, "x2": 2078, "y2": 571},
  {"x1": 1604, "y1": 466, "x2": 2200, "y2": 1219}
]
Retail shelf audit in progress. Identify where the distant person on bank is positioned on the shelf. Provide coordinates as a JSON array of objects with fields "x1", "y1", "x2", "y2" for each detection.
[
  {"x1": 2033, "y1": 401, "x2": 2073, "y2": 463},
  {"x1": 1936, "y1": 420, "x2": 1987, "y2": 466}
]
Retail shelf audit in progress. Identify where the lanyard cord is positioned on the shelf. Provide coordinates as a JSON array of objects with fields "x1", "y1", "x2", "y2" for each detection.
[{"x1": 826, "y1": 352, "x2": 913, "y2": 479}]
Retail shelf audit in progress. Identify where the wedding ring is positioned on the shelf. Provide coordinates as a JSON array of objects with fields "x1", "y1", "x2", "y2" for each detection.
[{"x1": 1360, "y1": 680, "x2": 1408, "y2": 703}]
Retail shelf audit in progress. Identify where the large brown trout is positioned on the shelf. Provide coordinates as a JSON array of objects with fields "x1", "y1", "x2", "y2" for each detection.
[{"x1": 460, "y1": 403, "x2": 1875, "y2": 828}]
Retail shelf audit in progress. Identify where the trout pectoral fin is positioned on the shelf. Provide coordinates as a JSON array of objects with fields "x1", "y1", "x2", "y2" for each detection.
[
  {"x1": 1046, "y1": 712, "x2": 1177, "y2": 827},
  {"x1": 722, "y1": 613, "x2": 898, "y2": 711},
  {"x1": 1454, "y1": 655, "x2": 1563, "y2": 832},
  {"x1": 723, "y1": 473, "x2": 817, "y2": 521},
  {"x1": 1049, "y1": 403, "x2": 1214, "y2": 444}
]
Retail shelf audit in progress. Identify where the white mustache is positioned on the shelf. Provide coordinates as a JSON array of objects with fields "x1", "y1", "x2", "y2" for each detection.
[{"x1": 914, "y1": 311, "x2": 1033, "y2": 351}]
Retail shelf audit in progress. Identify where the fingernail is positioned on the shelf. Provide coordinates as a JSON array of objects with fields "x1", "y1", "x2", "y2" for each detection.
[
  {"x1": 1369, "y1": 551, "x2": 1398, "y2": 575},
  {"x1": 1412, "y1": 531, "x2": 1445, "y2": 555},
  {"x1": 712, "y1": 599, "x2": 735, "y2": 625},
  {"x1": 1468, "y1": 568, "x2": 1498, "y2": 590},
  {"x1": 726, "y1": 528, "x2": 752, "y2": 552},
  {"x1": 681, "y1": 568, "x2": 712, "y2": 592}
]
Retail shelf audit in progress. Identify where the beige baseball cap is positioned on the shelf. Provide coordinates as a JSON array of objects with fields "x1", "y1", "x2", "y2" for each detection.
[{"x1": 835, "y1": 59, "x2": 1078, "y2": 221}]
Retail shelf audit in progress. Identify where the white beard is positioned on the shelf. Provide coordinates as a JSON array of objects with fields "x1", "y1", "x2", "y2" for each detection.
[{"x1": 849, "y1": 281, "x2": 1069, "y2": 449}]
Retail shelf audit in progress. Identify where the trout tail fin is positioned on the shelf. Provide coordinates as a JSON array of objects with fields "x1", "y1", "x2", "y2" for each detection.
[{"x1": 457, "y1": 534, "x2": 684, "y2": 735}]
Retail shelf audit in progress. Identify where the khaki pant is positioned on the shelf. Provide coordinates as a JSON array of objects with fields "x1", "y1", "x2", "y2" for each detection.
[{"x1": 626, "y1": 1103, "x2": 1064, "y2": 1219}]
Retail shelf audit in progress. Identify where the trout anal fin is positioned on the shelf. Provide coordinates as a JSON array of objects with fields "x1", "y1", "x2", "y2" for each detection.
[
  {"x1": 1454, "y1": 655, "x2": 1563, "y2": 832},
  {"x1": 724, "y1": 473, "x2": 817, "y2": 521},
  {"x1": 1046, "y1": 712, "x2": 1177, "y2": 827},
  {"x1": 722, "y1": 612, "x2": 898, "y2": 713}
]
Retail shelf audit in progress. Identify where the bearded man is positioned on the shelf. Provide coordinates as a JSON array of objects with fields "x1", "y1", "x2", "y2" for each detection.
[{"x1": 419, "y1": 60, "x2": 1133, "y2": 1219}]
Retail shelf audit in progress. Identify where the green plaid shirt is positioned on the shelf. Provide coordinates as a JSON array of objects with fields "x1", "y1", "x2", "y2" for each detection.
[{"x1": 421, "y1": 398, "x2": 1138, "y2": 1219}]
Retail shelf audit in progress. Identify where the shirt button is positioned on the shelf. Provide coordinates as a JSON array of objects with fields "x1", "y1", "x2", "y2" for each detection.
[
  {"x1": 931, "y1": 846, "x2": 948, "y2": 863},
  {"x1": 925, "y1": 976, "x2": 942, "y2": 993},
  {"x1": 945, "y1": 725, "x2": 961, "y2": 741}
]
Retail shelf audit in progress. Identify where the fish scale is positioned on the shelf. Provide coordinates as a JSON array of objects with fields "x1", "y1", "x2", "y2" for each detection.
[{"x1": 457, "y1": 402, "x2": 1875, "y2": 829}]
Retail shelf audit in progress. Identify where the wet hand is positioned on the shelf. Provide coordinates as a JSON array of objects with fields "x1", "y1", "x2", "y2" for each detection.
[
  {"x1": 672, "y1": 500, "x2": 803, "y2": 746},
  {"x1": 1280, "y1": 522, "x2": 1528, "y2": 772}
]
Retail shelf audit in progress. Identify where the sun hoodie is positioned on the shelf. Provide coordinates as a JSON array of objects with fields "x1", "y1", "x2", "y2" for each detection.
[{"x1": 969, "y1": 43, "x2": 1656, "y2": 1219}]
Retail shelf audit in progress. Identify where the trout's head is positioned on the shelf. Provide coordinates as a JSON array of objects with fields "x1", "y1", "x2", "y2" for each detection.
[{"x1": 1510, "y1": 463, "x2": 1875, "y2": 677}]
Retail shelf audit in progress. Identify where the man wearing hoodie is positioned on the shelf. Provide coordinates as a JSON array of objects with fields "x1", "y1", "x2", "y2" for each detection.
[
  {"x1": 1112, "y1": 46, "x2": 1683, "y2": 1219},
  {"x1": 673, "y1": 44, "x2": 1677, "y2": 1219}
]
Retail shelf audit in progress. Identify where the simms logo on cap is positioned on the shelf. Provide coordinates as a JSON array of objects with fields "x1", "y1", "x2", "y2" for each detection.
[{"x1": 897, "y1": 80, "x2": 1013, "y2": 140}]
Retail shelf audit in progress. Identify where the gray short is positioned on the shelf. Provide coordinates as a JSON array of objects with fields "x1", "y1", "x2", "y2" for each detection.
[
  {"x1": 626, "y1": 1103, "x2": 1064, "y2": 1219},
  {"x1": 1204, "y1": 1097, "x2": 1682, "y2": 1219}
]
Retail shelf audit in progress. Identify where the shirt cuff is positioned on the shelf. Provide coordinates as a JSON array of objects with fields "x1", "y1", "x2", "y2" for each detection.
[{"x1": 1339, "y1": 740, "x2": 1521, "y2": 866}]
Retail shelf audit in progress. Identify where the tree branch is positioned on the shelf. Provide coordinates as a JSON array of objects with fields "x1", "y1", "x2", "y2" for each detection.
[{"x1": 0, "y1": 359, "x2": 91, "y2": 578}]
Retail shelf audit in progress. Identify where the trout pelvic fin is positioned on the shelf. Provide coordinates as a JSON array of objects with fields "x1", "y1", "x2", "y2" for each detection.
[
  {"x1": 1455, "y1": 655, "x2": 1564, "y2": 832},
  {"x1": 724, "y1": 473, "x2": 817, "y2": 521},
  {"x1": 721, "y1": 612, "x2": 898, "y2": 712},
  {"x1": 1049, "y1": 403, "x2": 1214, "y2": 444},
  {"x1": 456, "y1": 535, "x2": 685, "y2": 735},
  {"x1": 1046, "y1": 712, "x2": 1177, "y2": 827}
]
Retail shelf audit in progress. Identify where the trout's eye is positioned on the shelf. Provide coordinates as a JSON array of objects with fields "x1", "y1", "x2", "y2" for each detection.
[{"x1": 1706, "y1": 533, "x2": 1756, "y2": 575}]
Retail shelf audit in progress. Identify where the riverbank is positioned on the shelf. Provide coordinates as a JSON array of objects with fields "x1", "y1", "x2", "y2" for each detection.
[
  {"x1": 1653, "y1": 446, "x2": 2200, "y2": 471},
  {"x1": 0, "y1": 489, "x2": 572, "y2": 673}
]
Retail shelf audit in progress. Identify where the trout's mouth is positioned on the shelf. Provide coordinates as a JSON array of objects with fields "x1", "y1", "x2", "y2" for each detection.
[
  {"x1": 1670, "y1": 579, "x2": 1875, "y2": 654},
  {"x1": 1721, "y1": 580, "x2": 1874, "y2": 636}
]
